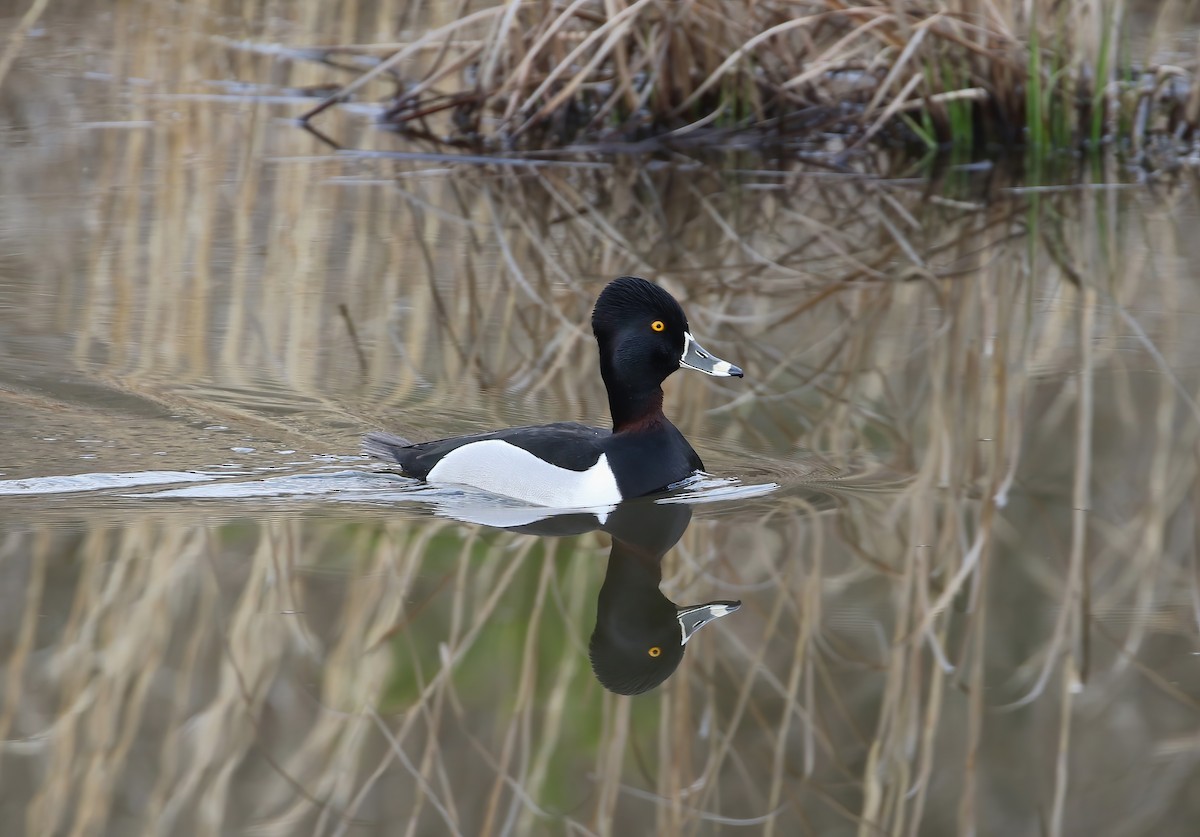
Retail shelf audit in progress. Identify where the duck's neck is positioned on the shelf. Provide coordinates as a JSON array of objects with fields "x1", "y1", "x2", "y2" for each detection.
[{"x1": 605, "y1": 381, "x2": 666, "y2": 433}]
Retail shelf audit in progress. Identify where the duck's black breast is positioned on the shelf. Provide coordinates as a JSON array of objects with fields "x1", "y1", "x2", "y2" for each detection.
[{"x1": 601, "y1": 420, "x2": 704, "y2": 499}]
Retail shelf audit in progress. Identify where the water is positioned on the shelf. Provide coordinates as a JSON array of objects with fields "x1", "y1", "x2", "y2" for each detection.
[{"x1": 2, "y1": 3, "x2": 1200, "y2": 835}]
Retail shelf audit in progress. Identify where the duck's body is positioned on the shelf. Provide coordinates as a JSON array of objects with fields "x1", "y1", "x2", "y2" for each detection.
[
  {"x1": 364, "y1": 418, "x2": 700, "y2": 507},
  {"x1": 364, "y1": 276, "x2": 741, "y2": 507}
]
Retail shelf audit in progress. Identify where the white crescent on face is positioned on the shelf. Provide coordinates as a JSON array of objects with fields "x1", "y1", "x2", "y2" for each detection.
[{"x1": 425, "y1": 439, "x2": 622, "y2": 508}]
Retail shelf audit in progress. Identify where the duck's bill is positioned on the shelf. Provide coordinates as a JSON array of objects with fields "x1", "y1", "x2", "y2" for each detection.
[
  {"x1": 681, "y1": 332, "x2": 743, "y2": 377},
  {"x1": 678, "y1": 600, "x2": 742, "y2": 644}
]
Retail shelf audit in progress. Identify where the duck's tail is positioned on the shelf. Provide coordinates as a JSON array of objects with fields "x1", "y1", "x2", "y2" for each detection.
[{"x1": 362, "y1": 431, "x2": 415, "y2": 464}]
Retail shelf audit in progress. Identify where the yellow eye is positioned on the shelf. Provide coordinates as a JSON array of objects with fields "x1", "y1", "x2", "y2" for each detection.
[
  {"x1": 648, "y1": 646, "x2": 662, "y2": 657},
  {"x1": 651, "y1": 320, "x2": 665, "y2": 332}
]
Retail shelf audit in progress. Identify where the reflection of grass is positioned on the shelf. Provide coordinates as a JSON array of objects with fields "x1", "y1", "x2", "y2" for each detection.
[{"x1": 3, "y1": 2, "x2": 1200, "y2": 832}]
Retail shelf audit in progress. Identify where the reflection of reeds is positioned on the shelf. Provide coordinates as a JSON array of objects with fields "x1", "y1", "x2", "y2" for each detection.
[{"x1": 4, "y1": 1, "x2": 1200, "y2": 833}]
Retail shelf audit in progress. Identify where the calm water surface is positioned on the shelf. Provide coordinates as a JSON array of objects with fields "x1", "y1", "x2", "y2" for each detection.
[{"x1": 2, "y1": 3, "x2": 1200, "y2": 836}]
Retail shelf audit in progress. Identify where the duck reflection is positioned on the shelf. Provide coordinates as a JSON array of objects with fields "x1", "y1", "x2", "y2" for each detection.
[
  {"x1": 467, "y1": 499, "x2": 740, "y2": 695},
  {"x1": 589, "y1": 500, "x2": 740, "y2": 695}
]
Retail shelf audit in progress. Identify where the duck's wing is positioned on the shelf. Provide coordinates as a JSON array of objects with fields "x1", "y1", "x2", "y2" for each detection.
[{"x1": 363, "y1": 422, "x2": 611, "y2": 480}]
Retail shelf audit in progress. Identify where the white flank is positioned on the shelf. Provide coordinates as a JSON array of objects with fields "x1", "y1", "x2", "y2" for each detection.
[{"x1": 425, "y1": 439, "x2": 622, "y2": 508}]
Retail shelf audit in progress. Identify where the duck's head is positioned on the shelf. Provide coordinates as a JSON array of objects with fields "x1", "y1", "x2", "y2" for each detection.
[{"x1": 590, "y1": 277, "x2": 743, "y2": 394}]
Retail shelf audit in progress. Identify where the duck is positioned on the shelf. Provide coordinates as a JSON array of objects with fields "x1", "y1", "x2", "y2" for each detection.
[{"x1": 363, "y1": 275, "x2": 743, "y2": 507}]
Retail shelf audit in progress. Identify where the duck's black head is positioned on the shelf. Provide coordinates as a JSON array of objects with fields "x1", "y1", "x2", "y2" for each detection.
[
  {"x1": 590, "y1": 276, "x2": 742, "y2": 431},
  {"x1": 591, "y1": 277, "x2": 690, "y2": 391}
]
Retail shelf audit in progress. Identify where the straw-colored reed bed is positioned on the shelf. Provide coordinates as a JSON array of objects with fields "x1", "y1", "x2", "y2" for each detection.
[
  {"x1": 2, "y1": 2, "x2": 1200, "y2": 835},
  {"x1": 290, "y1": 0, "x2": 1199, "y2": 163}
]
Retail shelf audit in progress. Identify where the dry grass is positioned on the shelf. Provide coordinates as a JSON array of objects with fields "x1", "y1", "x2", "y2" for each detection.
[
  {"x1": 2, "y1": 1, "x2": 1200, "y2": 835},
  {"x1": 285, "y1": 0, "x2": 1199, "y2": 162}
]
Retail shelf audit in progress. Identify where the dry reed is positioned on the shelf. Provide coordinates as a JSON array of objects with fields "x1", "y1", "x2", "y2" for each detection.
[{"x1": 290, "y1": 0, "x2": 1200, "y2": 163}]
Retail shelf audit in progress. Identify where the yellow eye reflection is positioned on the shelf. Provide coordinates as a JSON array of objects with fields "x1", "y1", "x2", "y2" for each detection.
[
  {"x1": 648, "y1": 646, "x2": 662, "y2": 657},
  {"x1": 650, "y1": 320, "x2": 665, "y2": 332}
]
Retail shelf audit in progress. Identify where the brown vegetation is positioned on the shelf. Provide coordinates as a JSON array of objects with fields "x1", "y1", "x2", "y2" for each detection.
[{"x1": 295, "y1": 1, "x2": 1200, "y2": 163}]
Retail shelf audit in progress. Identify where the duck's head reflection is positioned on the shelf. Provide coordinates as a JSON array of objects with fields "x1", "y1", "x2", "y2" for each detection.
[
  {"x1": 588, "y1": 501, "x2": 740, "y2": 695},
  {"x1": 431, "y1": 496, "x2": 741, "y2": 695}
]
